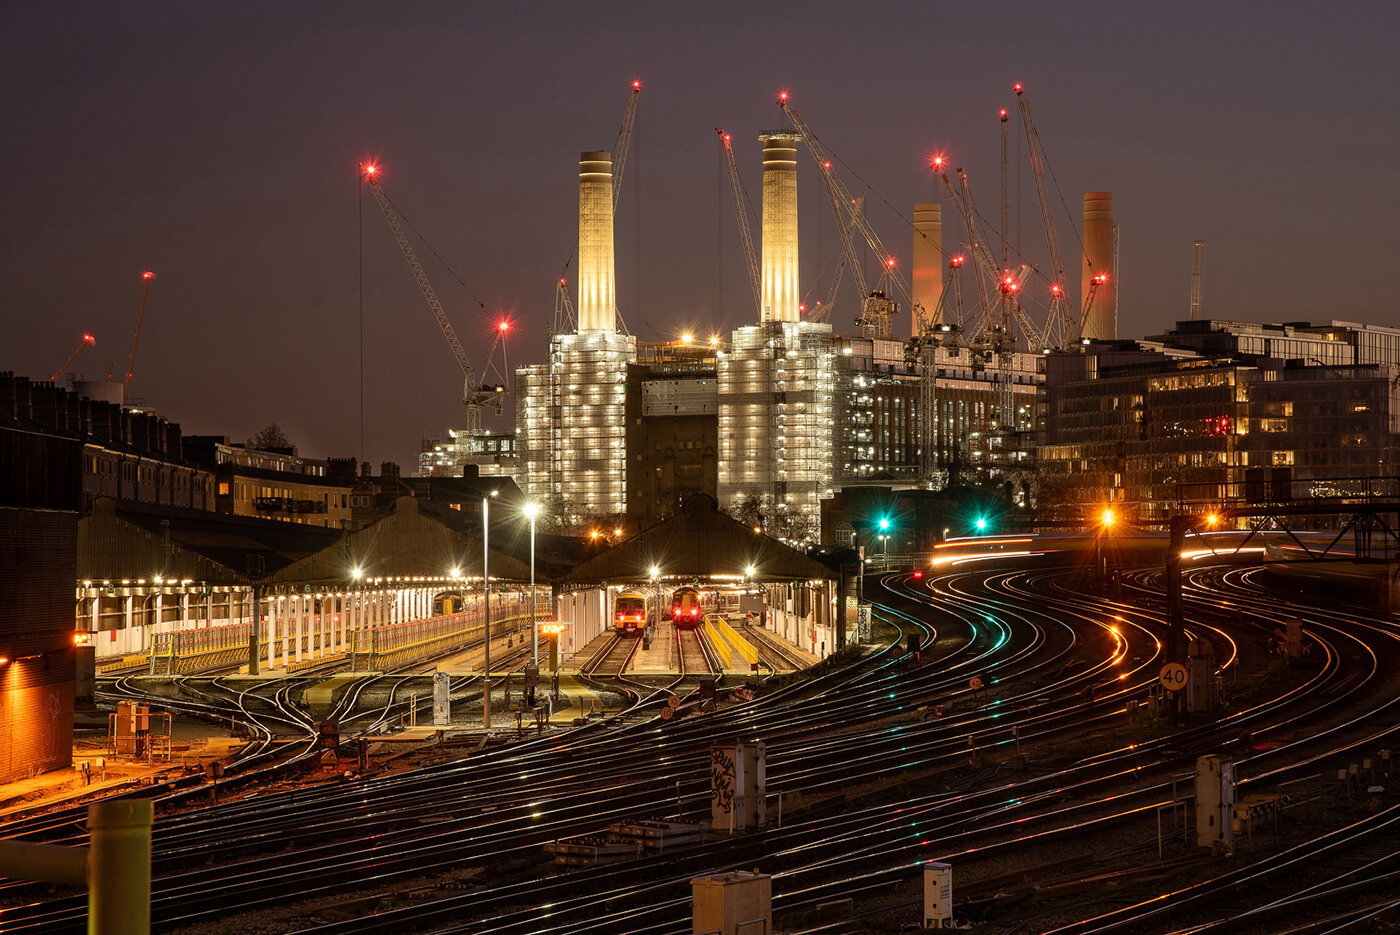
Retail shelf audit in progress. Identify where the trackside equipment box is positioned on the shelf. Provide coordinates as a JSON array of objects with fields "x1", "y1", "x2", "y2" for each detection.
[{"x1": 692, "y1": 871, "x2": 771, "y2": 935}]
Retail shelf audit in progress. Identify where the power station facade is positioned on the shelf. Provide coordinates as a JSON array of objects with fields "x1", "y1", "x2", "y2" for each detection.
[
  {"x1": 516, "y1": 152, "x2": 635, "y2": 521},
  {"x1": 502, "y1": 130, "x2": 1063, "y2": 536}
]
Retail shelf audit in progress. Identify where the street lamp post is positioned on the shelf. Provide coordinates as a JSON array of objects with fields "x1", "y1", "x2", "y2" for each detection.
[
  {"x1": 481, "y1": 492, "x2": 494, "y2": 729},
  {"x1": 523, "y1": 502, "x2": 540, "y2": 665}
]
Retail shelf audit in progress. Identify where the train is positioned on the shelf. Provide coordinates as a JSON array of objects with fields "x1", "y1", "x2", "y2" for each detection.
[
  {"x1": 669, "y1": 586, "x2": 707, "y2": 628},
  {"x1": 613, "y1": 589, "x2": 653, "y2": 633}
]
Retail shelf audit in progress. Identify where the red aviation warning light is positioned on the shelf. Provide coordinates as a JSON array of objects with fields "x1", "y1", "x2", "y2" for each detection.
[
  {"x1": 141, "y1": 271, "x2": 155, "y2": 281},
  {"x1": 82, "y1": 333, "x2": 95, "y2": 345},
  {"x1": 361, "y1": 161, "x2": 379, "y2": 179},
  {"x1": 632, "y1": 80, "x2": 641, "y2": 91},
  {"x1": 999, "y1": 108, "x2": 1008, "y2": 120},
  {"x1": 1051, "y1": 283, "x2": 1064, "y2": 296},
  {"x1": 951, "y1": 254, "x2": 965, "y2": 267},
  {"x1": 1013, "y1": 82, "x2": 1024, "y2": 95},
  {"x1": 1094, "y1": 272, "x2": 1109, "y2": 285},
  {"x1": 496, "y1": 318, "x2": 512, "y2": 334},
  {"x1": 886, "y1": 257, "x2": 897, "y2": 268}
]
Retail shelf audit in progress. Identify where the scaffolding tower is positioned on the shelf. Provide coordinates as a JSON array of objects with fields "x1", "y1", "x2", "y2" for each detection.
[
  {"x1": 717, "y1": 320, "x2": 834, "y2": 531},
  {"x1": 516, "y1": 331, "x2": 635, "y2": 521}
]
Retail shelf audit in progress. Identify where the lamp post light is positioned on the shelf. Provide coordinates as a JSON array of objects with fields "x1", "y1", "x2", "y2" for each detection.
[
  {"x1": 482, "y1": 489, "x2": 497, "y2": 729},
  {"x1": 523, "y1": 501, "x2": 540, "y2": 665},
  {"x1": 1096, "y1": 506, "x2": 1116, "y2": 587},
  {"x1": 649, "y1": 564, "x2": 660, "y2": 631}
]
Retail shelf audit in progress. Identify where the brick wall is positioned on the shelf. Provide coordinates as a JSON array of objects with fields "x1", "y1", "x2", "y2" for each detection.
[{"x1": 0, "y1": 505, "x2": 78, "y2": 783}]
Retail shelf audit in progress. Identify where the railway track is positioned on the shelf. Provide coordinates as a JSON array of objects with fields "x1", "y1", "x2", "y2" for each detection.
[
  {"x1": 676, "y1": 626, "x2": 713, "y2": 677},
  {"x1": 6, "y1": 556, "x2": 1400, "y2": 933},
  {"x1": 742, "y1": 621, "x2": 810, "y2": 671},
  {"x1": 579, "y1": 630, "x2": 642, "y2": 679}
]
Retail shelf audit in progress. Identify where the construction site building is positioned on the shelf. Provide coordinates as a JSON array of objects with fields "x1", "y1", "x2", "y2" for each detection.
[{"x1": 716, "y1": 320, "x2": 835, "y2": 530}]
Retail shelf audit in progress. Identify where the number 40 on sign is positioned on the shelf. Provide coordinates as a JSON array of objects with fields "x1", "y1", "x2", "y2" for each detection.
[{"x1": 1159, "y1": 662, "x2": 1188, "y2": 691}]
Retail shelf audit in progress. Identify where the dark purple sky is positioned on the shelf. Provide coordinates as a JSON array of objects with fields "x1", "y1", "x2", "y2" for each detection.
[{"x1": 5, "y1": 3, "x2": 1396, "y2": 468}]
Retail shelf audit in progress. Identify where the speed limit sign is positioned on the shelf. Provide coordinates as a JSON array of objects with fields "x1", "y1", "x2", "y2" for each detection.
[
  {"x1": 1159, "y1": 662, "x2": 1188, "y2": 692},
  {"x1": 969, "y1": 676, "x2": 984, "y2": 691}
]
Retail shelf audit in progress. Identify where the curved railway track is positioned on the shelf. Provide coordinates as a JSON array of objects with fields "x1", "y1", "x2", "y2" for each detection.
[{"x1": 4, "y1": 555, "x2": 1399, "y2": 934}]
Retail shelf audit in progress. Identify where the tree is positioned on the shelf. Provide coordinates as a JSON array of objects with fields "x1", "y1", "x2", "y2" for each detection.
[
  {"x1": 250, "y1": 422, "x2": 293, "y2": 452},
  {"x1": 725, "y1": 493, "x2": 818, "y2": 547}
]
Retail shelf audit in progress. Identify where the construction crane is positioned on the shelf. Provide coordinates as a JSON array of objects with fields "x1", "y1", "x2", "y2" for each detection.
[
  {"x1": 806, "y1": 194, "x2": 860, "y2": 323},
  {"x1": 555, "y1": 81, "x2": 642, "y2": 334},
  {"x1": 913, "y1": 256, "x2": 968, "y2": 478},
  {"x1": 716, "y1": 128, "x2": 763, "y2": 319},
  {"x1": 554, "y1": 277, "x2": 577, "y2": 334},
  {"x1": 362, "y1": 163, "x2": 509, "y2": 435},
  {"x1": 818, "y1": 166, "x2": 870, "y2": 323},
  {"x1": 612, "y1": 80, "x2": 642, "y2": 211},
  {"x1": 932, "y1": 158, "x2": 1037, "y2": 428},
  {"x1": 1014, "y1": 82, "x2": 1102, "y2": 348},
  {"x1": 932, "y1": 158, "x2": 996, "y2": 335},
  {"x1": 1190, "y1": 240, "x2": 1205, "y2": 319},
  {"x1": 51, "y1": 333, "x2": 96, "y2": 382},
  {"x1": 778, "y1": 94, "x2": 912, "y2": 331},
  {"x1": 122, "y1": 271, "x2": 156, "y2": 405}
]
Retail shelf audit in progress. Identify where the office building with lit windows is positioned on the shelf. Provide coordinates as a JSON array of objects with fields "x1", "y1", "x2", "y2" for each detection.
[{"x1": 1038, "y1": 320, "x2": 1400, "y2": 522}]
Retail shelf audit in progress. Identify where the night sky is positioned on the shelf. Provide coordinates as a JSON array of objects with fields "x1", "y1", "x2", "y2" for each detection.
[{"x1": 5, "y1": 2, "x2": 1396, "y2": 469}]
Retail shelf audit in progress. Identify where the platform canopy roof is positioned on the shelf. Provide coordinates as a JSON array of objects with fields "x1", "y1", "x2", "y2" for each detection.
[
  {"x1": 79, "y1": 496, "x2": 530, "y2": 586},
  {"x1": 559, "y1": 495, "x2": 836, "y2": 586}
]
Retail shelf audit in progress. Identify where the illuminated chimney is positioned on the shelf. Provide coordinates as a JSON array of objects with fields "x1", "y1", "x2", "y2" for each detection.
[
  {"x1": 759, "y1": 133, "x2": 801, "y2": 323},
  {"x1": 1081, "y1": 192, "x2": 1115, "y2": 340},
  {"x1": 912, "y1": 203, "x2": 942, "y2": 334},
  {"x1": 577, "y1": 151, "x2": 616, "y2": 333}
]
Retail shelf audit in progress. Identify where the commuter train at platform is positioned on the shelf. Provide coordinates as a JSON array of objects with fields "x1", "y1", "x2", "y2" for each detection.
[
  {"x1": 669, "y1": 586, "x2": 708, "y2": 628},
  {"x1": 613, "y1": 590, "x2": 653, "y2": 633}
]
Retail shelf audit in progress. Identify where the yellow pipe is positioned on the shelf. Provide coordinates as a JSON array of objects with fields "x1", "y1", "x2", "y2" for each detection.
[
  {"x1": 0, "y1": 838, "x2": 87, "y2": 885},
  {"x1": 88, "y1": 800, "x2": 152, "y2": 935},
  {"x1": 0, "y1": 800, "x2": 152, "y2": 934}
]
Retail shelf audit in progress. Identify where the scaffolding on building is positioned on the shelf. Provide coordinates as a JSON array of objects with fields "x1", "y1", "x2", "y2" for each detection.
[
  {"x1": 517, "y1": 332, "x2": 635, "y2": 523},
  {"x1": 717, "y1": 321, "x2": 834, "y2": 536}
]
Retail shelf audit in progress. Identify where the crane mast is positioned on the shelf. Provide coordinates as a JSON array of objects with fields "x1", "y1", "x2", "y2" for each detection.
[
  {"x1": 933, "y1": 160, "x2": 996, "y2": 336},
  {"x1": 122, "y1": 271, "x2": 155, "y2": 405},
  {"x1": 612, "y1": 81, "x2": 642, "y2": 211},
  {"x1": 915, "y1": 257, "x2": 965, "y2": 479},
  {"x1": 554, "y1": 277, "x2": 577, "y2": 334},
  {"x1": 1190, "y1": 240, "x2": 1205, "y2": 319},
  {"x1": 363, "y1": 165, "x2": 506, "y2": 435},
  {"x1": 716, "y1": 128, "x2": 763, "y2": 319},
  {"x1": 1014, "y1": 83, "x2": 1074, "y2": 348},
  {"x1": 1000, "y1": 108, "x2": 1010, "y2": 271},
  {"x1": 778, "y1": 95, "x2": 911, "y2": 318}
]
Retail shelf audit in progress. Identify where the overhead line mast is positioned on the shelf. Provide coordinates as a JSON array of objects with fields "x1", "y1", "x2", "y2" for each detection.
[{"x1": 361, "y1": 162, "x2": 508, "y2": 435}]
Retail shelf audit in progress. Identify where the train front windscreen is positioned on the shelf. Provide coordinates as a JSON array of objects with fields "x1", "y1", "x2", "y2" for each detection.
[
  {"x1": 615, "y1": 595, "x2": 647, "y2": 631},
  {"x1": 670, "y1": 587, "x2": 703, "y2": 626}
]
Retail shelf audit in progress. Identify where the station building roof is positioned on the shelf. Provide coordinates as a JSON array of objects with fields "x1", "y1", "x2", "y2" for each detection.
[{"x1": 559, "y1": 494, "x2": 836, "y2": 585}]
